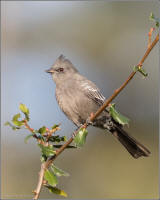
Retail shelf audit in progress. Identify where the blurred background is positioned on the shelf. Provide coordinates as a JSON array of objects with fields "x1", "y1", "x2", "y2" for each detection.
[{"x1": 1, "y1": 1, "x2": 159, "y2": 199}]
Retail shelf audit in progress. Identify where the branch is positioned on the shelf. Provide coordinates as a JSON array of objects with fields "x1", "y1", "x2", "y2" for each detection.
[
  {"x1": 33, "y1": 163, "x2": 46, "y2": 200},
  {"x1": 33, "y1": 33, "x2": 159, "y2": 199},
  {"x1": 91, "y1": 33, "x2": 159, "y2": 120},
  {"x1": 24, "y1": 120, "x2": 39, "y2": 140}
]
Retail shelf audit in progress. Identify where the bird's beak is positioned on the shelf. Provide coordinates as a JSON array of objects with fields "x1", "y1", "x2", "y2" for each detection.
[{"x1": 45, "y1": 67, "x2": 55, "y2": 74}]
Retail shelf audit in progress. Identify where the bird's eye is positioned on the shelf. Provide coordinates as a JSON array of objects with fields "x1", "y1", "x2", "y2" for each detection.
[{"x1": 57, "y1": 68, "x2": 64, "y2": 72}]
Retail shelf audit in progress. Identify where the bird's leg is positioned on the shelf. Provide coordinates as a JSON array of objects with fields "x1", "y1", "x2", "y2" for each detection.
[
  {"x1": 72, "y1": 131, "x2": 77, "y2": 138},
  {"x1": 72, "y1": 112, "x2": 94, "y2": 138},
  {"x1": 72, "y1": 125, "x2": 83, "y2": 138},
  {"x1": 86, "y1": 112, "x2": 94, "y2": 126}
]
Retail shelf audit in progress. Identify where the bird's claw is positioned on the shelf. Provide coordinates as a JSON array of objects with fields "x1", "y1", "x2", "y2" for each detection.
[
  {"x1": 72, "y1": 131, "x2": 77, "y2": 138},
  {"x1": 86, "y1": 117, "x2": 93, "y2": 126},
  {"x1": 72, "y1": 125, "x2": 83, "y2": 138}
]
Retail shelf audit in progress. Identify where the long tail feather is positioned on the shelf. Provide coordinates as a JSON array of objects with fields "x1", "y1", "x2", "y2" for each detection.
[{"x1": 112, "y1": 126, "x2": 151, "y2": 159}]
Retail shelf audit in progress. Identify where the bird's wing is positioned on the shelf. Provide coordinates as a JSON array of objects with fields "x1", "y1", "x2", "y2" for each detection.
[{"x1": 79, "y1": 79, "x2": 105, "y2": 106}]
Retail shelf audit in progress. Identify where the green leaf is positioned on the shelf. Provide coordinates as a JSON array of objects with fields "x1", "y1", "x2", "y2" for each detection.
[
  {"x1": 48, "y1": 135, "x2": 67, "y2": 143},
  {"x1": 24, "y1": 134, "x2": 33, "y2": 144},
  {"x1": 45, "y1": 186, "x2": 67, "y2": 197},
  {"x1": 4, "y1": 121, "x2": 10, "y2": 126},
  {"x1": 19, "y1": 103, "x2": 29, "y2": 121},
  {"x1": 40, "y1": 154, "x2": 47, "y2": 162},
  {"x1": 44, "y1": 169, "x2": 58, "y2": 187},
  {"x1": 48, "y1": 136, "x2": 59, "y2": 143},
  {"x1": 12, "y1": 113, "x2": 24, "y2": 126},
  {"x1": 149, "y1": 12, "x2": 159, "y2": 28},
  {"x1": 38, "y1": 144, "x2": 56, "y2": 157},
  {"x1": 19, "y1": 103, "x2": 29, "y2": 114},
  {"x1": 74, "y1": 128, "x2": 88, "y2": 147},
  {"x1": 38, "y1": 126, "x2": 46, "y2": 135},
  {"x1": 12, "y1": 126, "x2": 19, "y2": 130},
  {"x1": 138, "y1": 68, "x2": 148, "y2": 77},
  {"x1": 133, "y1": 66, "x2": 148, "y2": 77},
  {"x1": 62, "y1": 136, "x2": 67, "y2": 142},
  {"x1": 5, "y1": 121, "x2": 20, "y2": 130},
  {"x1": 149, "y1": 12, "x2": 155, "y2": 20},
  {"x1": 24, "y1": 113, "x2": 30, "y2": 121},
  {"x1": 53, "y1": 144, "x2": 76, "y2": 149},
  {"x1": 51, "y1": 165, "x2": 69, "y2": 177},
  {"x1": 156, "y1": 21, "x2": 159, "y2": 28},
  {"x1": 51, "y1": 124, "x2": 59, "y2": 129},
  {"x1": 109, "y1": 104, "x2": 130, "y2": 126},
  {"x1": 133, "y1": 65, "x2": 138, "y2": 72}
]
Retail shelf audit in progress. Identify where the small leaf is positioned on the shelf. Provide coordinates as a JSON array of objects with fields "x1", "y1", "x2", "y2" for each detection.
[
  {"x1": 48, "y1": 135, "x2": 66, "y2": 143},
  {"x1": 24, "y1": 113, "x2": 30, "y2": 121},
  {"x1": 53, "y1": 144, "x2": 76, "y2": 149},
  {"x1": 51, "y1": 165, "x2": 69, "y2": 177},
  {"x1": 24, "y1": 134, "x2": 33, "y2": 144},
  {"x1": 12, "y1": 113, "x2": 21, "y2": 121},
  {"x1": 74, "y1": 128, "x2": 88, "y2": 147},
  {"x1": 149, "y1": 12, "x2": 155, "y2": 20},
  {"x1": 34, "y1": 129, "x2": 40, "y2": 133},
  {"x1": 4, "y1": 121, "x2": 20, "y2": 130},
  {"x1": 138, "y1": 67, "x2": 148, "y2": 77},
  {"x1": 12, "y1": 113, "x2": 24, "y2": 126},
  {"x1": 44, "y1": 169, "x2": 58, "y2": 187},
  {"x1": 133, "y1": 66, "x2": 148, "y2": 77},
  {"x1": 156, "y1": 21, "x2": 159, "y2": 28},
  {"x1": 48, "y1": 136, "x2": 59, "y2": 143},
  {"x1": 12, "y1": 126, "x2": 18, "y2": 130},
  {"x1": 38, "y1": 144, "x2": 56, "y2": 157},
  {"x1": 40, "y1": 154, "x2": 47, "y2": 162},
  {"x1": 19, "y1": 103, "x2": 29, "y2": 114},
  {"x1": 4, "y1": 121, "x2": 10, "y2": 126},
  {"x1": 38, "y1": 126, "x2": 46, "y2": 135},
  {"x1": 51, "y1": 124, "x2": 59, "y2": 129},
  {"x1": 45, "y1": 186, "x2": 67, "y2": 197},
  {"x1": 19, "y1": 103, "x2": 29, "y2": 121},
  {"x1": 133, "y1": 65, "x2": 138, "y2": 72},
  {"x1": 149, "y1": 12, "x2": 159, "y2": 28},
  {"x1": 61, "y1": 136, "x2": 67, "y2": 142},
  {"x1": 109, "y1": 104, "x2": 130, "y2": 126}
]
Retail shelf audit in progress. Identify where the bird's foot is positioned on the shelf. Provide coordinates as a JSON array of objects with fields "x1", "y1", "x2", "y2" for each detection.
[
  {"x1": 86, "y1": 113, "x2": 94, "y2": 126},
  {"x1": 72, "y1": 131, "x2": 77, "y2": 138},
  {"x1": 72, "y1": 125, "x2": 83, "y2": 138}
]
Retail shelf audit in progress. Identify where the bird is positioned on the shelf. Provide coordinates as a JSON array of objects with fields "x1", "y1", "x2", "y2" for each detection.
[{"x1": 46, "y1": 54, "x2": 151, "y2": 159}]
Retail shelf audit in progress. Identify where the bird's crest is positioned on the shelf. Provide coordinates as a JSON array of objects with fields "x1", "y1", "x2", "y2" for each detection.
[
  {"x1": 58, "y1": 54, "x2": 66, "y2": 62},
  {"x1": 56, "y1": 54, "x2": 78, "y2": 72},
  {"x1": 56, "y1": 54, "x2": 71, "y2": 65}
]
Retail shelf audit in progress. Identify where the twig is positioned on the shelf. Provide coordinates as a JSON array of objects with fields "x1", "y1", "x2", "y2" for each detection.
[
  {"x1": 148, "y1": 27, "x2": 155, "y2": 48},
  {"x1": 23, "y1": 120, "x2": 39, "y2": 140},
  {"x1": 91, "y1": 33, "x2": 159, "y2": 120},
  {"x1": 33, "y1": 163, "x2": 46, "y2": 200},
  {"x1": 46, "y1": 126, "x2": 60, "y2": 142},
  {"x1": 33, "y1": 33, "x2": 159, "y2": 199}
]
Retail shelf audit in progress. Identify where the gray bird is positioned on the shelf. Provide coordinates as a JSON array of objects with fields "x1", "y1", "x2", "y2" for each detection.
[{"x1": 46, "y1": 55, "x2": 150, "y2": 158}]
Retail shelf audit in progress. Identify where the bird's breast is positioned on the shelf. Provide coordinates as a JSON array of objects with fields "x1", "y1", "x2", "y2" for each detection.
[{"x1": 55, "y1": 85, "x2": 100, "y2": 125}]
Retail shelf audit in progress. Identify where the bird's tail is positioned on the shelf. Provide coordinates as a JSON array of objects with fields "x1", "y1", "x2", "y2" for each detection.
[{"x1": 111, "y1": 125, "x2": 151, "y2": 158}]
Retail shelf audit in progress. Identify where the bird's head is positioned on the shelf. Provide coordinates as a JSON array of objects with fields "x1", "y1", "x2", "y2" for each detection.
[{"x1": 46, "y1": 55, "x2": 78, "y2": 85}]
